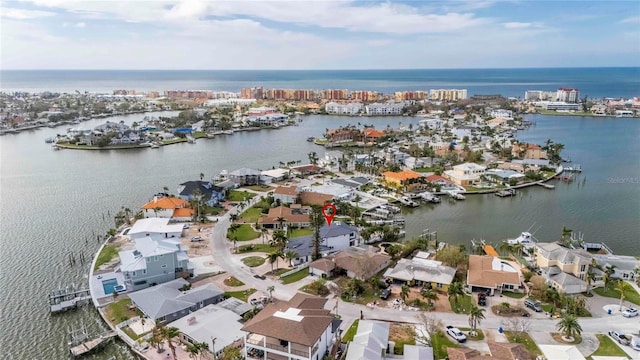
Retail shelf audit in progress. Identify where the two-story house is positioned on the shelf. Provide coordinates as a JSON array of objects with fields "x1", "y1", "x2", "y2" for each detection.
[
  {"x1": 127, "y1": 217, "x2": 185, "y2": 241},
  {"x1": 178, "y1": 180, "x2": 226, "y2": 206},
  {"x1": 535, "y1": 242, "x2": 593, "y2": 294},
  {"x1": 287, "y1": 223, "x2": 360, "y2": 265},
  {"x1": 141, "y1": 196, "x2": 193, "y2": 219},
  {"x1": 273, "y1": 186, "x2": 299, "y2": 205},
  {"x1": 443, "y1": 162, "x2": 486, "y2": 186},
  {"x1": 119, "y1": 237, "x2": 193, "y2": 291},
  {"x1": 242, "y1": 293, "x2": 341, "y2": 360},
  {"x1": 511, "y1": 142, "x2": 548, "y2": 160},
  {"x1": 382, "y1": 170, "x2": 423, "y2": 191}
]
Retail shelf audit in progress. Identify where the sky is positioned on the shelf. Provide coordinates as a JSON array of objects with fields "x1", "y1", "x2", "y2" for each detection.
[{"x1": 1, "y1": 0, "x2": 639, "y2": 70}]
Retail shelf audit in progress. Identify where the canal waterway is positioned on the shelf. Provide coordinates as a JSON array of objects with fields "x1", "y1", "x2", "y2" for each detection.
[{"x1": 0, "y1": 111, "x2": 638, "y2": 358}]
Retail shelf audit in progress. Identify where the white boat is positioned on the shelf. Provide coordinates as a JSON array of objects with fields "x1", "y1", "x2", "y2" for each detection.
[
  {"x1": 381, "y1": 204, "x2": 401, "y2": 213},
  {"x1": 507, "y1": 232, "x2": 535, "y2": 246},
  {"x1": 564, "y1": 165, "x2": 582, "y2": 172},
  {"x1": 398, "y1": 196, "x2": 418, "y2": 207},
  {"x1": 51, "y1": 144, "x2": 61, "y2": 151},
  {"x1": 223, "y1": 130, "x2": 234, "y2": 135},
  {"x1": 150, "y1": 143, "x2": 160, "y2": 149},
  {"x1": 207, "y1": 133, "x2": 216, "y2": 138},
  {"x1": 420, "y1": 192, "x2": 441, "y2": 203}
]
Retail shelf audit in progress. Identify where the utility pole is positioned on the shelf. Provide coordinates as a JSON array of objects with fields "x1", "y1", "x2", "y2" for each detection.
[{"x1": 211, "y1": 337, "x2": 217, "y2": 360}]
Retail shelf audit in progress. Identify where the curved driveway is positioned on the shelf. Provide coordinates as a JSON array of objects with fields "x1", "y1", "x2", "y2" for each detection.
[{"x1": 210, "y1": 199, "x2": 640, "y2": 355}]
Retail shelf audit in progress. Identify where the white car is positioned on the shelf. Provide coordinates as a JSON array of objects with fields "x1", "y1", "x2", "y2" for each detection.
[
  {"x1": 446, "y1": 326, "x2": 467, "y2": 343},
  {"x1": 623, "y1": 308, "x2": 638, "y2": 318}
]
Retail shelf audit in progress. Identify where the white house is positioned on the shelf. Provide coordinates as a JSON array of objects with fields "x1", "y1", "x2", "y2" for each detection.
[
  {"x1": 443, "y1": 163, "x2": 487, "y2": 186},
  {"x1": 489, "y1": 109, "x2": 514, "y2": 119},
  {"x1": 261, "y1": 168, "x2": 290, "y2": 184},
  {"x1": 128, "y1": 217, "x2": 185, "y2": 240},
  {"x1": 325, "y1": 102, "x2": 363, "y2": 115},
  {"x1": 273, "y1": 186, "x2": 299, "y2": 204},
  {"x1": 365, "y1": 102, "x2": 404, "y2": 115},
  {"x1": 287, "y1": 223, "x2": 359, "y2": 265}
]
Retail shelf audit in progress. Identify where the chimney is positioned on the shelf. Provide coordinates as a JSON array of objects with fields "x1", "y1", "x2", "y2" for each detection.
[{"x1": 154, "y1": 196, "x2": 158, "y2": 203}]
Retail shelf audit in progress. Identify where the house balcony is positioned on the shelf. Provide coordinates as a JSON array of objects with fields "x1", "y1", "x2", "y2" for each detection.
[{"x1": 246, "y1": 334, "x2": 312, "y2": 359}]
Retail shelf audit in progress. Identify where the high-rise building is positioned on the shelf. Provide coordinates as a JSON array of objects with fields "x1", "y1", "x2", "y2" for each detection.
[
  {"x1": 240, "y1": 86, "x2": 264, "y2": 99},
  {"x1": 395, "y1": 91, "x2": 428, "y2": 101},
  {"x1": 321, "y1": 89, "x2": 349, "y2": 101},
  {"x1": 556, "y1": 88, "x2": 580, "y2": 103},
  {"x1": 351, "y1": 91, "x2": 379, "y2": 102},
  {"x1": 429, "y1": 89, "x2": 467, "y2": 101}
]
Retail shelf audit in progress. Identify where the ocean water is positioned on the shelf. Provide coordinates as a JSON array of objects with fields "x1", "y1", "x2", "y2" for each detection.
[{"x1": 1, "y1": 68, "x2": 639, "y2": 98}]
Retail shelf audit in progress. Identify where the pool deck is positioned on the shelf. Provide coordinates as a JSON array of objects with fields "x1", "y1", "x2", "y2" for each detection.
[{"x1": 90, "y1": 272, "x2": 126, "y2": 299}]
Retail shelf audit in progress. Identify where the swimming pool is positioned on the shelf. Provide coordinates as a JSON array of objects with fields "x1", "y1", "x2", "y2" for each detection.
[{"x1": 102, "y1": 278, "x2": 118, "y2": 295}]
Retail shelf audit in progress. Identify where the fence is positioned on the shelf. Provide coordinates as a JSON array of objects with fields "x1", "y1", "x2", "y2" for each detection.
[{"x1": 278, "y1": 263, "x2": 310, "y2": 279}]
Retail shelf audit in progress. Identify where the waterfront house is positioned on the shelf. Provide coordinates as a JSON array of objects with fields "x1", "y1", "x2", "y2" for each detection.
[
  {"x1": 242, "y1": 293, "x2": 341, "y2": 360},
  {"x1": 323, "y1": 150, "x2": 356, "y2": 172},
  {"x1": 535, "y1": 242, "x2": 593, "y2": 294},
  {"x1": 490, "y1": 109, "x2": 514, "y2": 119},
  {"x1": 287, "y1": 223, "x2": 360, "y2": 265},
  {"x1": 345, "y1": 320, "x2": 434, "y2": 360},
  {"x1": 258, "y1": 205, "x2": 311, "y2": 229},
  {"x1": 444, "y1": 163, "x2": 486, "y2": 186},
  {"x1": 365, "y1": 101, "x2": 404, "y2": 115},
  {"x1": 128, "y1": 278, "x2": 223, "y2": 323},
  {"x1": 592, "y1": 254, "x2": 640, "y2": 281},
  {"x1": 229, "y1": 168, "x2": 262, "y2": 186},
  {"x1": 168, "y1": 301, "x2": 247, "y2": 359},
  {"x1": 362, "y1": 128, "x2": 385, "y2": 143},
  {"x1": 290, "y1": 164, "x2": 324, "y2": 176},
  {"x1": 382, "y1": 170, "x2": 423, "y2": 191},
  {"x1": 309, "y1": 247, "x2": 390, "y2": 280},
  {"x1": 331, "y1": 177, "x2": 370, "y2": 190},
  {"x1": 466, "y1": 255, "x2": 523, "y2": 295},
  {"x1": 485, "y1": 169, "x2": 525, "y2": 183},
  {"x1": 260, "y1": 168, "x2": 290, "y2": 184},
  {"x1": 128, "y1": 217, "x2": 185, "y2": 240},
  {"x1": 383, "y1": 252, "x2": 456, "y2": 291},
  {"x1": 325, "y1": 102, "x2": 363, "y2": 115},
  {"x1": 178, "y1": 180, "x2": 226, "y2": 206},
  {"x1": 511, "y1": 142, "x2": 547, "y2": 160},
  {"x1": 119, "y1": 236, "x2": 193, "y2": 291},
  {"x1": 273, "y1": 186, "x2": 299, "y2": 204},
  {"x1": 141, "y1": 196, "x2": 192, "y2": 219}
]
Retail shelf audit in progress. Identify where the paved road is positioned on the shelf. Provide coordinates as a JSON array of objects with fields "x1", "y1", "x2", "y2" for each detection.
[{"x1": 209, "y1": 199, "x2": 640, "y2": 356}]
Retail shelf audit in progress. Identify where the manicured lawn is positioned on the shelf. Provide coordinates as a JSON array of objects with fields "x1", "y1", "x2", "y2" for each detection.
[
  {"x1": 228, "y1": 224, "x2": 259, "y2": 241},
  {"x1": 280, "y1": 268, "x2": 310, "y2": 284},
  {"x1": 449, "y1": 294, "x2": 473, "y2": 314},
  {"x1": 223, "y1": 276, "x2": 245, "y2": 287},
  {"x1": 504, "y1": 331, "x2": 542, "y2": 356},
  {"x1": 594, "y1": 285, "x2": 640, "y2": 306},
  {"x1": 341, "y1": 319, "x2": 359, "y2": 343},
  {"x1": 502, "y1": 292, "x2": 526, "y2": 299},
  {"x1": 289, "y1": 228, "x2": 313, "y2": 237},
  {"x1": 240, "y1": 207, "x2": 263, "y2": 223},
  {"x1": 588, "y1": 334, "x2": 629, "y2": 359},
  {"x1": 242, "y1": 256, "x2": 266, "y2": 267},
  {"x1": 228, "y1": 190, "x2": 257, "y2": 202},
  {"x1": 224, "y1": 289, "x2": 257, "y2": 302},
  {"x1": 104, "y1": 298, "x2": 140, "y2": 325},
  {"x1": 94, "y1": 244, "x2": 119, "y2": 270},
  {"x1": 269, "y1": 268, "x2": 290, "y2": 277},
  {"x1": 237, "y1": 243, "x2": 277, "y2": 254},
  {"x1": 431, "y1": 331, "x2": 459, "y2": 359}
]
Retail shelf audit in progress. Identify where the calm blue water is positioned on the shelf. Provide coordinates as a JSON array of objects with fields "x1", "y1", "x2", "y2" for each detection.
[{"x1": 1, "y1": 68, "x2": 639, "y2": 98}]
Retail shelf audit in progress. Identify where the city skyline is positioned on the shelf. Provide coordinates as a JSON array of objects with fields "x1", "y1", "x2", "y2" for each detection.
[{"x1": 1, "y1": 0, "x2": 639, "y2": 70}]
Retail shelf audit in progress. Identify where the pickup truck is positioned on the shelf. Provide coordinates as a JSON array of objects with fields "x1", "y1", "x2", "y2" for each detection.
[{"x1": 609, "y1": 330, "x2": 631, "y2": 345}]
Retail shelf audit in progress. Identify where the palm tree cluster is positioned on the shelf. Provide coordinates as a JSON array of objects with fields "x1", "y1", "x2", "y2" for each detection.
[
  {"x1": 556, "y1": 314, "x2": 582, "y2": 340},
  {"x1": 447, "y1": 282, "x2": 465, "y2": 312},
  {"x1": 266, "y1": 230, "x2": 298, "y2": 272}
]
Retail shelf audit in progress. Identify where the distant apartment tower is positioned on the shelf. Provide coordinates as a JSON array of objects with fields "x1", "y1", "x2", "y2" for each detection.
[
  {"x1": 351, "y1": 91, "x2": 379, "y2": 102},
  {"x1": 395, "y1": 91, "x2": 428, "y2": 101},
  {"x1": 525, "y1": 90, "x2": 556, "y2": 101},
  {"x1": 365, "y1": 101, "x2": 404, "y2": 115},
  {"x1": 321, "y1": 89, "x2": 349, "y2": 101},
  {"x1": 325, "y1": 102, "x2": 363, "y2": 115},
  {"x1": 294, "y1": 89, "x2": 318, "y2": 101},
  {"x1": 240, "y1": 86, "x2": 264, "y2": 100},
  {"x1": 164, "y1": 90, "x2": 213, "y2": 99},
  {"x1": 264, "y1": 88, "x2": 289, "y2": 100},
  {"x1": 429, "y1": 89, "x2": 467, "y2": 101},
  {"x1": 556, "y1": 88, "x2": 580, "y2": 103},
  {"x1": 210, "y1": 91, "x2": 239, "y2": 99}
]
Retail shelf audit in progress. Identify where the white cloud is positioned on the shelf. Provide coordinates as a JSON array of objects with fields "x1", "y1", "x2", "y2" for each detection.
[
  {"x1": 503, "y1": 22, "x2": 532, "y2": 29},
  {"x1": 619, "y1": 16, "x2": 640, "y2": 24},
  {"x1": 75, "y1": 21, "x2": 85, "y2": 27},
  {"x1": 1, "y1": 7, "x2": 56, "y2": 19}
]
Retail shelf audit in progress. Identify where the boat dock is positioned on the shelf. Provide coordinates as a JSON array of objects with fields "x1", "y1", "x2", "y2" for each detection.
[
  {"x1": 536, "y1": 182, "x2": 555, "y2": 189},
  {"x1": 564, "y1": 164, "x2": 582, "y2": 172},
  {"x1": 68, "y1": 325, "x2": 117, "y2": 357},
  {"x1": 495, "y1": 188, "x2": 517, "y2": 197},
  {"x1": 49, "y1": 285, "x2": 92, "y2": 313}
]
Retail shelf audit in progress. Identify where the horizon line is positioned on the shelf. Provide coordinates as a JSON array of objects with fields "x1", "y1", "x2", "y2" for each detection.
[{"x1": 2, "y1": 66, "x2": 639, "y2": 71}]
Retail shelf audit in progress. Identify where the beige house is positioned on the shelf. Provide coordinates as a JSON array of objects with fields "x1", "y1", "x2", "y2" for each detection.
[
  {"x1": 309, "y1": 247, "x2": 391, "y2": 280},
  {"x1": 535, "y1": 242, "x2": 593, "y2": 294},
  {"x1": 443, "y1": 162, "x2": 486, "y2": 186},
  {"x1": 511, "y1": 142, "x2": 547, "y2": 160},
  {"x1": 466, "y1": 255, "x2": 523, "y2": 295}
]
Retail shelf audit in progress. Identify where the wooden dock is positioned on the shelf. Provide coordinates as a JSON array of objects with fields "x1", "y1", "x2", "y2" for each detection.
[
  {"x1": 49, "y1": 286, "x2": 92, "y2": 313},
  {"x1": 68, "y1": 325, "x2": 117, "y2": 357},
  {"x1": 536, "y1": 182, "x2": 555, "y2": 189}
]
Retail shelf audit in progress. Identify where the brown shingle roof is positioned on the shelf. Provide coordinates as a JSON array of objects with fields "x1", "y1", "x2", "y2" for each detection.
[
  {"x1": 333, "y1": 250, "x2": 391, "y2": 279},
  {"x1": 298, "y1": 191, "x2": 333, "y2": 206},
  {"x1": 309, "y1": 258, "x2": 336, "y2": 273},
  {"x1": 467, "y1": 255, "x2": 521, "y2": 288},
  {"x1": 274, "y1": 186, "x2": 298, "y2": 196},
  {"x1": 241, "y1": 294, "x2": 333, "y2": 347},
  {"x1": 258, "y1": 206, "x2": 310, "y2": 225}
]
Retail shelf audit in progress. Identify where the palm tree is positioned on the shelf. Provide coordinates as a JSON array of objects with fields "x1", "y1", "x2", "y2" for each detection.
[
  {"x1": 267, "y1": 285, "x2": 275, "y2": 301},
  {"x1": 421, "y1": 288, "x2": 438, "y2": 308},
  {"x1": 161, "y1": 326, "x2": 180, "y2": 360},
  {"x1": 260, "y1": 227, "x2": 268, "y2": 244},
  {"x1": 468, "y1": 305, "x2": 486, "y2": 332},
  {"x1": 556, "y1": 314, "x2": 582, "y2": 341},
  {"x1": 614, "y1": 280, "x2": 631, "y2": 311},
  {"x1": 499, "y1": 241, "x2": 512, "y2": 255},
  {"x1": 186, "y1": 341, "x2": 208, "y2": 359},
  {"x1": 149, "y1": 325, "x2": 164, "y2": 351},
  {"x1": 284, "y1": 250, "x2": 298, "y2": 267},
  {"x1": 310, "y1": 205, "x2": 325, "y2": 261},
  {"x1": 220, "y1": 345, "x2": 243, "y2": 360},
  {"x1": 604, "y1": 264, "x2": 617, "y2": 290},
  {"x1": 270, "y1": 229, "x2": 288, "y2": 252},
  {"x1": 268, "y1": 252, "x2": 280, "y2": 272},
  {"x1": 400, "y1": 284, "x2": 410, "y2": 303},
  {"x1": 276, "y1": 216, "x2": 286, "y2": 230},
  {"x1": 586, "y1": 271, "x2": 596, "y2": 294},
  {"x1": 228, "y1": 223, "x2": 241, "y2": 242},
  {"x1": 448, "y1": 282, "x2": 464, "y2": 311}
]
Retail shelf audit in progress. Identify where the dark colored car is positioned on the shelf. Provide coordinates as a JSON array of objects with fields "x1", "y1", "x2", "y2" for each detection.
[
  {"x1": 253, "y1": 274, "x2": 266, "y2": 280},
  {"x1": 380, "y1": 288, "x2": 391, "y2": 300},
  {"x1": 477, "y1": 292, "x2": 487, "y2": 306}
]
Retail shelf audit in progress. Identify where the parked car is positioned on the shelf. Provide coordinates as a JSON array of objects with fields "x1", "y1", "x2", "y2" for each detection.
[
  {"x1": 249, "y1": 298, "x2": 264, "y2": 309},
  {"x1": 524, "y1": 299, "x2": 542, "y2": 312},
  {"x1": 380, "y1": 288, "x2": 391, "y2": 300},
  {"x1": 253, "y1": 274, "x2": 266, "y2": 280},
  {"x1": 631, "y1": 336, "x2": 640, "y2": 351},
  {"x1": 477, "y1": 292, "x2": 486, "y2": 306},
  {"x1": 609, "y1": 330, "x2": 631, "y2": 345},
  {"x1": 622, "y1": 308, "x2": 638, "y2": 318},
  {"x1": 521, "y1": 311, "x2": 530, "y2": 317},
  {"x1": 190, "y1": 236, "x2": 203, "y2": 242},
  {"x1": 183, "y1": 224, "x2": 190, "y2": 229},
  {"x1": 446, "y1": 326, "x2": 467, "y2": 343}
]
